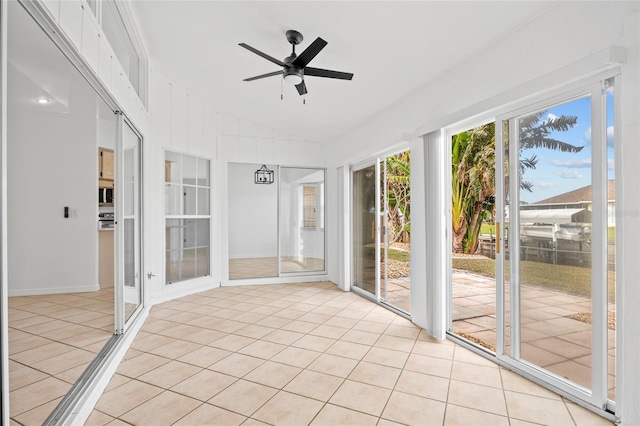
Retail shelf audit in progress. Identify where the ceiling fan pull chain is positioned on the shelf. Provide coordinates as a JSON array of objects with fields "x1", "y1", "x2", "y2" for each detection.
[{"x1": 281, "y1": 77, "x2": 283, "y2": 100}]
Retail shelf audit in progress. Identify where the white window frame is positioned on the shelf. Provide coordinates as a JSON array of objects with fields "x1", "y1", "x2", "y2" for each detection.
[{"x1": 164, "y1": 151, "x2": 211, "y2": 285}]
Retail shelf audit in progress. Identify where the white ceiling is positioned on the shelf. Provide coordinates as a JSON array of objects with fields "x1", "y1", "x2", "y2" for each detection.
[
  {"x1": 130, "y1": 1, "x2": 555, "y2": 143},
  {"x1": 131, "y1": 0, "x2": 552, "y2": 143}
]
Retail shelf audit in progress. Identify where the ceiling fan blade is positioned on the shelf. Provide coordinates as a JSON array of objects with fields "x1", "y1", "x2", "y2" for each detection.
[
  {"x1": 243, "y1": 71, "x2": 282, "y2": 82},
  {"x1": 295, "y1": 80, "x2": 308, "y2": 96},
  {"x1": 304, "y1": 67, "x2": 354, "y2": 80},
  {"x1": 292, "y1": 37, "x2": 327, "y2": 68},
  {"x1": 239, "y1": 43, "x2": 286, "y2": 67}
]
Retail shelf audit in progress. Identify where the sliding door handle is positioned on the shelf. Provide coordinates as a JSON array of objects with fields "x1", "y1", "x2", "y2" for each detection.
[{"x1": 496, "y1": 222, "x2": 501, "y2": 254}]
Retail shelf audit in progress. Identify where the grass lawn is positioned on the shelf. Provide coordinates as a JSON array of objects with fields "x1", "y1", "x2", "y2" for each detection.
[{"x1": 453, "y1": 258, "x2": 615, "y2": 301}]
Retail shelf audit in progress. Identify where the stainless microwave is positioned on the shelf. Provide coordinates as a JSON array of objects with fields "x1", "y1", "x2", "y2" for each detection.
[{"x1": 99, "y1": 187, "x2": 113, "y2": 205}]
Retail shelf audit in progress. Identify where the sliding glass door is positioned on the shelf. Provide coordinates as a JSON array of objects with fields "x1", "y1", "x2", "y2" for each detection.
[
  {"x1": 351, "y1": 150, "x2": 411, "y2": 314},
  {"x1": 451, "y1": 74, "x2": 619, "y2": 412}
]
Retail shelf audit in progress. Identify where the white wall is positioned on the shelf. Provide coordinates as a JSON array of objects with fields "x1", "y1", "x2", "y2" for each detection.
[
  {"x1": 145, "y1": 68, "x2": 327, "y2": 300},
  {"x1": 7, "y1": 77, "x2": 98, "y2": 295},
  {"x1": 228, "y1": 162, "x2": 278, "y2": 259}
]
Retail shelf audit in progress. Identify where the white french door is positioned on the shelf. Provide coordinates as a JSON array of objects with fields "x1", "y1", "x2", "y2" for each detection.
[{"x1": 493, "y1": 73, "x2": 617, "y2": 412}]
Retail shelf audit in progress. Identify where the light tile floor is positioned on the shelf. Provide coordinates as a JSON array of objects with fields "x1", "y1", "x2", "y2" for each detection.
[
  {"x1": 82, "y1": 281, "x2": 612, "y2": 425},
  {"x1": 8, "y1": 288, "x2": 138, "y2": 425},
  {"x1": 8, "y1": 289, "x2": 115, "y2": 425},
  {"x1": 229, "y1": 257, "x2": 325, "y2": 280}
]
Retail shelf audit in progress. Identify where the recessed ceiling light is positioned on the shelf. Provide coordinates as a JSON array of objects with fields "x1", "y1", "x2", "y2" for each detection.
[{"x1": 35, "y1": 98, "x2": 50, "y2": 104}]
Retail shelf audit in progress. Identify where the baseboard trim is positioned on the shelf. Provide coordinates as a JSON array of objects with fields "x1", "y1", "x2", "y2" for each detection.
[{"x1": 8, "y1": 284, "x2": 101, "y2": 297}]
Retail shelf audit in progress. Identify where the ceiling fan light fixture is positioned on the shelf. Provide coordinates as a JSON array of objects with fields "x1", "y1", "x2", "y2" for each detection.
[{"x1": 283, "y1": 68, "x2": 303, "y2": 85}]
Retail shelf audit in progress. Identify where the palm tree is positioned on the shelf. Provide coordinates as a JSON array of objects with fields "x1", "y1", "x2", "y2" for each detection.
[
  {"x1": 384, "y1": 151, "x2": 411, "y2": 244},
  {"x1": 517, "y1": 111, "x2": 581, "y2": 191},
  {"x1": 452, "y1": 111, "x2": 582, "y2": 254},
  {"x1": 451, "y1": 124, "x2": 495, "y2": 253}
]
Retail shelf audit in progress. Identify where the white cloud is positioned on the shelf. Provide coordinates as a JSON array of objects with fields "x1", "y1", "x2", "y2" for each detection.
[
  {"x1": 536, "y1": 181, "x2": 556, "y2": 188},
  {"x1": 556, "y1": 170, "x2": 583, "y2": 179},
  {"x1": 583, "y1": 126, "x2": 614, "y2": 146},
  {"x1": 546, "y1": 113, "x2": 559, "y2": 123},
  {"x1": 550, "y1": 159, "x2": 592, "y2": 168}
]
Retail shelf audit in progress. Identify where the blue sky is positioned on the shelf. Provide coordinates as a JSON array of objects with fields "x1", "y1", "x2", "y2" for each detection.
[{"x1": 518, "y1": 90, "x2": 614, "y2": 204}]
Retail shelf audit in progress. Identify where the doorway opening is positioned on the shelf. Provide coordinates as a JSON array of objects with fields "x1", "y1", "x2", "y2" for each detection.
[{"x1": 227, "y1": 163, "x2": 326, "y2": 280}]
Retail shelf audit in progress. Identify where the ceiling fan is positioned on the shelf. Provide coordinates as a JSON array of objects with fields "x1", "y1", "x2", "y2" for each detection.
[{"x1": 239, "y1": 30, "x2": 354, "y2": 96}]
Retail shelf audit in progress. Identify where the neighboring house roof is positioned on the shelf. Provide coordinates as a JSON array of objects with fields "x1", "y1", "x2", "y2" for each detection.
[{"x1": 534, "y1": 180, "x2": 615, "y2": 204}]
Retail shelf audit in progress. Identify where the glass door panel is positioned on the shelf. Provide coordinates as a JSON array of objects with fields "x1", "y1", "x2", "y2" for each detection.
[
  {"x1": 380, "y1": 151, "x2": 411, "y2": 313},
  {"x1": 449, "y1": 124, "x2": 498, "y2": 351},
  {"x1": 122, "y1": 121, "x2": 141, "y2": 323},
  {"x1": 379, "y1": 159, "x2": 388, "y2": 303},
  {"x1": 279, "y1": 167, "x2": 325, "y2": 274},
  {"x1": 514, "y1": 96, "x2": 593, "y2": 390},
  {"x1": 605, "y1": 85, "x2": 616, "y2": 402},
  {"x1": 352, "y1": 164, "x2": 377, "y2": 296},
  {"x1": 352, "y1": 152, "x2": 411, "y2": 314}
]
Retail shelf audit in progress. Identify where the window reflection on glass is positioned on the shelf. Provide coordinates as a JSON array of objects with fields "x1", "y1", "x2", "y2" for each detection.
[
  {"x1": 280, "y1": 168, "x2": 325, "y2": 274},
  {"x1": 164, "y1": 152, "x2": 211, "y2": 284}
]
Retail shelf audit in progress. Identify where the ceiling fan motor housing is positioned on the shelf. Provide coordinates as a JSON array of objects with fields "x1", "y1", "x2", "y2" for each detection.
[{"x1": 283, "y1": 66, "x2": 303, "y2": 85}]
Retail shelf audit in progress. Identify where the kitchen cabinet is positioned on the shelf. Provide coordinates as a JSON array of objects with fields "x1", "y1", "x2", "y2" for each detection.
[{"x1": 99, "y1": 147, "x2": 114, "y2": 188}]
